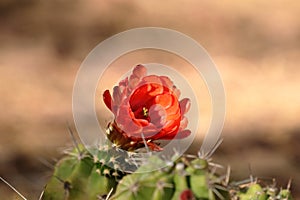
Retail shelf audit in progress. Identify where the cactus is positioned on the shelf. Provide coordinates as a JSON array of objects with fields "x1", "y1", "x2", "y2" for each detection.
[
  {"x1": 42, "y1": 143, "x2": 294, "y2": 200},
  {"x1": 42, "y1": 144, "x2": 133, "y2": 200},
  {"x1": 111, "y1": 155, "x2": 228, "y2": 200},
  {"x1": 238, "y1": 184, "x2": 267, "y2": 200}
]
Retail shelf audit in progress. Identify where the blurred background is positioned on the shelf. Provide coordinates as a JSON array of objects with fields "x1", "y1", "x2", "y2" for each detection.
[{"x1": 0, "y1": 0, "x2": 299, "y2": 199}]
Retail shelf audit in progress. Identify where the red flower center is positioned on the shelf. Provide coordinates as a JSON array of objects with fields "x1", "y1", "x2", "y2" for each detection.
[{"x1": 129, "y1": 83, "x2": 182, "y2": 136}]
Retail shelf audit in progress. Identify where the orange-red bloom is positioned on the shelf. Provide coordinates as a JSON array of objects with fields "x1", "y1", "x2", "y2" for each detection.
[{"x1": 103, "y1": 65, "x2": 191, "y2": 151}]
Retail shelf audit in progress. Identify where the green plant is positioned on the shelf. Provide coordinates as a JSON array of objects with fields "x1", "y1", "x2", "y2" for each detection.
[
  {"x1": 41, "y1": 143, "x2": 293, "y2": 200},
  {"x1": 42, "y1": 144, "x2": 131, "y2": 200}
]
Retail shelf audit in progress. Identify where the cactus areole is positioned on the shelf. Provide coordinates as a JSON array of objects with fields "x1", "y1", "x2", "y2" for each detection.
[{"x1": 103, "y1": 65, "x2": 191, "y2": 151}]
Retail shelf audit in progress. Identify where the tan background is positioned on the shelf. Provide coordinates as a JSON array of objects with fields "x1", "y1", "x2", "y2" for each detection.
[{"x1": 0, "y1": 0, "x2": 299, "y2": 199}]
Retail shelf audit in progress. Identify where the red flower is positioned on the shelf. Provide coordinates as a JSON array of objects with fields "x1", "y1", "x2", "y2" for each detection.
[{"x1": 103, "y1": 65, "x2": 191, "y2": 151}]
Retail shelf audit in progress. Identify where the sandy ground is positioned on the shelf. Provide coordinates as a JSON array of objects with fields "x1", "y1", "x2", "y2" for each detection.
[{"x1": 0, "y1": 0, "x2": 299, "y2": 199}]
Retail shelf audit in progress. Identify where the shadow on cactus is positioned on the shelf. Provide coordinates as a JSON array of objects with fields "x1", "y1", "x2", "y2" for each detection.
[{"x1": 40, "y1": 65, "x2": 294, "y2": 200}]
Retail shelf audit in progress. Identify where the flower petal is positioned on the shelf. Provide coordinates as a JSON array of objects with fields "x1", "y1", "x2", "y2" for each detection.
[
  {"x1": 113, "y1": 86, "x2": 121, "y2": 105},
  {"x1": 155, "y1": 94, "x2": 172, "y2": 110},
  {"x1": 159, "y1": 129, "x2": 191, "y2": 140},
  {"x1": 103, "y1": 90, "x2": 112, "y2": 111},
  {"x1": 122, "y1": 121, "x2": 142, "y2": 137},
  {"x1": 141, "y1": 75, "x2": 162, "y2": 85},
  {"x1": 180, "y1": 98, "x2": 191, "y2": 115},
  {"x1": 119, "y1": 77, "x2": 128, "y2": 92},
  {"x1": 146, "y1": 142, "x2": 163, "y2": 151},
  {"x1": 116, "y1": 107, "x2": 142, "y2": 137},
  {"x1": 128, "y1": 74, "x2": 140, "y2": 91},
  {"x1": 148, "y1": 104, "x2": 167, "y2": 128},
  {"x1": 159, "y1": 76, "x2": 173, "y2": 89},
  {"x1": 134, "y1": 118, "x2": 149, "y2": 127},
  {"x1": 142, "y1": 123, "x2": 160, "y2": 138},
  {"x1": 179, "y1": 117, "x2": 188, "y2": 131},
  {"x1": 175, "y1": 130, "x2": 191, "y2": 139},
  {"x1": 173, "y1": 86, "x2": 181, "y2": 98},
  {"x1": 154, "y1": 94, "x2": 180, "y2": 117},
  {"x1": 129, "y1": 84, "x2": 163, "y2": 112},
  {"x1": 154, "y1": 119, "x2": 178, "y2": 139},
  {"x1": 133, "y1": 64, "x2": 147, "y2": 78}
]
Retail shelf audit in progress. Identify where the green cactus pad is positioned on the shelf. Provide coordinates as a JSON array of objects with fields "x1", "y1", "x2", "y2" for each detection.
[{"x1": 42, "y1": 147, "x2": 124, "y2": 200}]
